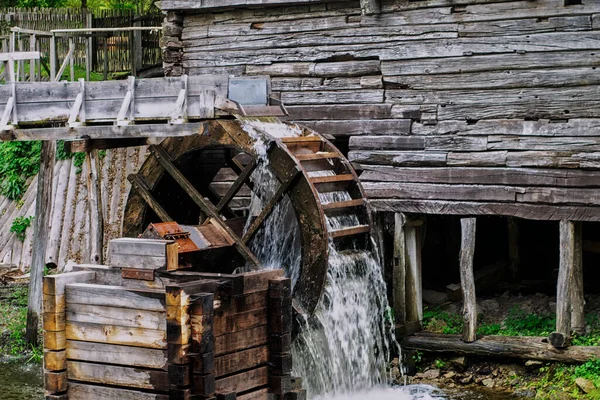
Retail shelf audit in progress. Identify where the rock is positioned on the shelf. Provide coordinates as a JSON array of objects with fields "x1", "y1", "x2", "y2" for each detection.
[
  {"x1": 461, "y1": 374, "x2": 473, "y2": 384},
  {"x1": 575, "y1": 377, "x2": 595, "y2": 394},
  {"x1": 391, "y1": 357, "x2": 399, "y2": 367},
  {"x1": 548, "y1": 301, "x2": 557, "y2": 314},
  {"x1": 514, "y1": 389, "x2": 536, "y2": 398},
  {"x1": 390, "y1": 367, "x2": 400, "y2": 381},
  {"x1": 480, "y1": 299, "x2": 500, "y2": 312},
  {"x1": 450, "y1": 356, "x2": 467, "y2": 371},
  {"x1": 525, "y1": 360, "x2": 543, "y2": 369},
  {"x1": 482, "y1": 378, "x2": 494, "y2": 388},
  {"x1": 500, "y1": 290, "x2": 511, "y2": 299},
  {"x1": 422, "y1": 369, "x2": 440, "y2": 380},
  {"x1": 443, "y1": 371, "x2": 456, "y2": 379},
  {"x1": 423, "y1": 289, "x2": 448, "y2": 305}
]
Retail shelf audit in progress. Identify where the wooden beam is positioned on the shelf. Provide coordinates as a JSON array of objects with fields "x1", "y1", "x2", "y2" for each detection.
[
  {"x1": 86, "y1": 150, "x2": 104, "y2": 264},
  {"x1": 553, "y1": 220, "x2": 582, "y2": 348},
  {"x1": 460, "y1": 218, "x2": 477, "y2": 343},
  {"x1": 405, "y1": 215, "x2": 423, "y2": 330},
  {"x1": 393, "y1": 213, "x2": 407, "y2": 331},
  {"x1": 128, "y1": 174, "x2": 172, "y2": 223},
  {"x1": 403, "y1": 333, "x2": 600, "y2": 364},
  {"x1": 26, "y1": 141, "x2": 56, "y2": 347},
  {"x1": 242, "y1": 167, "x2": 300, "y2": 244},
  {"x1": 148, "y1": 145, "x2": 261, "y2": 268},
  {"x1": 66, "y1": 138, "x2": 149, "y2": 153},
  {"x1": 216, "y1": 159, "x2": 256, "y2": 213}
]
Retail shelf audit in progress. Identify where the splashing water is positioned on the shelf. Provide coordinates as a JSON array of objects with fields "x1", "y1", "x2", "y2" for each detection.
[{"x1": 238, "y1": 119, "x2": 399, "y2": 398}]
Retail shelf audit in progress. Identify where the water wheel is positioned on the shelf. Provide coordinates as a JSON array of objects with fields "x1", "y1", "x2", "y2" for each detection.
[{"x1": 122, "y1": 118, "x2": 372, "y2": 316}]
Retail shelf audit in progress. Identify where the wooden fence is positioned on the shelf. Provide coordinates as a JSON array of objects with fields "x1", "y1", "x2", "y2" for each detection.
[{"x1": 0, "y1": 7, "x2": 162, "y2": 76}]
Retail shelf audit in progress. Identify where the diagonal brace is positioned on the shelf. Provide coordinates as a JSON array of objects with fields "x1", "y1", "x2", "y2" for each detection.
[{"x1": 216, "y1": 159, "x2": 257, "y2": 213}]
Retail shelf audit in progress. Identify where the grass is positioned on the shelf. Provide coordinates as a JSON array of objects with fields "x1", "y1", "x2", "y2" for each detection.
[
  {"x1": 0, "y1": 61, "x2": 106, "y2": 84},
  {"x1": 0, "y1": 287, "x2": 42, "y2": 363}
]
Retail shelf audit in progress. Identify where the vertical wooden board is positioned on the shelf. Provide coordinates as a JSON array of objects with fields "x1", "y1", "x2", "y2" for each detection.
[
  {"x1": 67, "y1": 360, "x2": 169, "y2": 391},
  {"x1": 404, "y1": 218, "x2": 422, "y2": 327},
  {"x1": 460, "y1": 218, "x2": 477, "y2": 343},
  {"x1": 393, "y1": 213, "x2": 407, "y2": 328},
  {"x1": 215, "y1": 366, "x2": 269, "y2": 394},
  {"x1": 571, "y1": 222, "x2": 584, "y2": 334},
  {"x1": 68, "y1": 382, "x2": 169, "y2": 400}
]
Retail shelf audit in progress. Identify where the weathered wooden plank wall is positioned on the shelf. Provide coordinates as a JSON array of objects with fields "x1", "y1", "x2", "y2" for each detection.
[
  {"x1": 0, "y1": 147, "x2": 148, "y2": 271},
  {"x1": 163, "y1": 0, "x2": 600, "y2": 221}
]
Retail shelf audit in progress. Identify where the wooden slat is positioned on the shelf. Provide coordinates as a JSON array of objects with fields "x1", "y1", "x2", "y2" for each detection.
[
  {"x1": 322, "y1": 198, "x2": 364, "y2": 211},
  {"x1": 214, "y1": 345, "x2": 269, "y2": 377},
  {"x1": 310, "y1": 174, "x2": 354, "y2": 184},
  {"x1": 66, "y1": 283, "x2": 166, "y2": 311},
  {"x1": 68, "y1": 383, "x2": 168, "y2": 400},
  {"x1": 66, "y1": 321, "x2": 167, "y2": 349},
  {"x1": 66, "y1": 304, "x2": 166, "y2": 330},
  {"x1": 214, "y1": 325, "x2": 268, "y2": 356},
  {"x1": 295, "y1": 152, "x2": 340, "y2": 161},
  {"x1": 67, "y1": 360, "x2": 169, "y2": 391},
  {"x1": 330, "y1": 225, "x2": 370, "y2": 238},
  {"x1": 66, "y1": 341, "x2": 168, "y2": 370},
  {"x1": 215, "y1": 366, "x2": 269, "y2": 394}
]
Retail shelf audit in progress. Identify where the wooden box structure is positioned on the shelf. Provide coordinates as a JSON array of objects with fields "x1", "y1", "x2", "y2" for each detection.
[{"x1": 42, "y1": 238, "x2": 304, "y2": 400}]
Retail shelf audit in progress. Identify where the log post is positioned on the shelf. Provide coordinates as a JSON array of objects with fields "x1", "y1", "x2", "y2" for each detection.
[
  {"x1": 393, "y1": 213, "x2": 407, "y2": 331},
  {"x1": 460, "y1": 218, "x2": 477, "y2": 343},
  {"x1": 165, "y1": 285, "x2": 195, "y2": 400},
  {"x1": 268, "y1": 277, "x2": 294, "y2": 398},
  {"x1": 26, "y1": 141, "x2": 56, "y2": 347},
  {"x1": 405, "y1": 215, "x2": 423, "y2": 332},
  {"x1": 571, "y1": 222, "x2": 585, "y2": 335},
  {"x1": 42, "y1": 271, "x2": 95, "y2": 397},
  {"x1": 552, "y1": 220, "x2": 583, "y2": 347},
  {"x1": 86, "y1": 150, "x2": 104, "y2": 264},
  {"x1": 190, "y1": 293, "x2": 215, "y2": 398},
  {"x1": 507, "y1": 217, "x2": 520, "y2": 282}
]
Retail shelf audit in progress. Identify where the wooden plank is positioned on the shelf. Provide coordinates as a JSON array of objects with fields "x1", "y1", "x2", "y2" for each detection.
[
  {"x1": 287, "y1": 104, "x2": 392, "y2": 120},
  {"x1": 237, "y1": 388, "x2": 271, "y2": 400},
  {"x1": 66, "y1": 283, "x2": 166, "y2": 311},
  {"x1": 322, "y1": 199, "x2": 364, "y2": 211},
  {"x1": 213, "y1": 308, "x2": 268, "y2": 337},
  {"x1": 215, "y1": 366, "x2": 269, "y2": 394},
  {"x1": 362, "y1": 182, "x2": 517, "y2": 202},
  {"x1": 66, "y1": 321, "x2": 167, "y2": 349},
  {"x1": 68, "y1": 382, "x2": 168, "y2": 400},
  {"x1": 214, "y1": 345, "x2": 269, "y2": 377},
  {"x1": 295, "y1": 152, "x2": 339, "y2": 161},
  {"x1": 404, "y1": 215, "x2": 422, "y2": 329},
  {"x1": 66, "y1": 304, "x2": 166, "y2": 330},
  {"x1": 214, "y1": 325, "x2": 269, "y2": 356},
  {"x1": 460, "y1": 218, "x2": 477, "y2": 343},
  {"x1": 44, "y1": 371, "x2": 67, "y2": 394},
  {"x1": 43, "y1": 271, "x2": 96, "y2": 296},
  {"x1": 571, "y1": 222, "x2": 585, "y2": 335},
  {"x1": 330, "y1": 225, "x2": 370, "y2": 238},
  {"x1": 301, "y1": 119, "x2": 410, "y2": 136},
  {"x1": 67, "y1": 360, "x2": 169, "y2": 391},
  {"x1": 358, "y1": 166, "x2": 600, "y2": 188},
  {"x1": 369, "y1": 199, "x2": 600, "y2": 222},
  {"x1": 110, "y1": 238, "x2": 176, "y2": 257},
  {"x1": 44, "y1": 349, "x2": 66, "y2": 372},
  {"x1": 66, "y1": 341, "x2": 168, "y2": 370},
  {"x1": 128, "y1": 174, "x2": 173, "y2": 223},
  {"x1": 393, "y1": 213, "x2": 406, "y2": 329},
  {"x1": 246, "y1": 60, "x2": 380, "y2": 77},
  {"x1": 44, "y1": 330, "x2": 66, "y2": 351}
]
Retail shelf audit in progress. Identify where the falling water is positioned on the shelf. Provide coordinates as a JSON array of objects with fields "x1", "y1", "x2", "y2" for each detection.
[{"x1": 238, "y1": 118, "x2": 398, "y2": 398}]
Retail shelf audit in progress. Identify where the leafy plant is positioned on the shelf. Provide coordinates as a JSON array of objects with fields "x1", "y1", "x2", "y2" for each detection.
[
  {"x1": 434, "y1": 358, "x2": 447, "y2": 369},
  {"x1": 10, "y1": 216, "x2": 34, "y2": 241},
  {"x1": 0, "y1": 141, "x2": 41, "y2": 200},
  {"x1": 575, "y1": 358, "x2": 600, "y2": 389},
  {"x1": 423, "y1": 307, "x2": 464, "y2": 334}
]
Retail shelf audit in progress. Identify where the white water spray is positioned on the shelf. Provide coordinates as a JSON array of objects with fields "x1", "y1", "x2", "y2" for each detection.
[{"x1": 238, "y1": 119, "x2": 399, "y2": 398}]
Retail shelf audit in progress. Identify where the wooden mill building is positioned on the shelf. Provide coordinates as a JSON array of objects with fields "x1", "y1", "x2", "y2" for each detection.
[{"x1": 160, "y1": 0, "x2": 600, "y2": 348}]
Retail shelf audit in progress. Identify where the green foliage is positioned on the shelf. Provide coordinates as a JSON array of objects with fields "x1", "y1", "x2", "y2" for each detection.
[
  {"x1": 575, "y1": 359, "x2": 600, "y2": 388},
  {"x1": 0, "y1": 287, "x2": 42, "y2": 360},
  {"x1": 0, "y1": 141, "x2": 41, "y2": 200},
  {"x1": 10, "y1": 216, "x2": 34, "y2": 242},
  {"x1": 73, "y1": 152, "x2": 86, "y2": 174},
  {"x1": 573, "y1": 315, "x2": 600, "y2": 346},
  {"x1": 423, "y1": 307, "x2": 464, "y2": 334},
  {"x1": 434, "y1": 358, "x2": 447, "y2": 369}
]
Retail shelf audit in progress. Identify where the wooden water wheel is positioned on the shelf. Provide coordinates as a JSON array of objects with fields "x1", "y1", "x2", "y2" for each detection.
[{"x1": 123, "y1": 118, "x2": 372, "y2": 316}]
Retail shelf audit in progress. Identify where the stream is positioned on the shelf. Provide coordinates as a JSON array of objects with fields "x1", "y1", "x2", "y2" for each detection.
[{"x1": 0, "y1": 360, "x2": 520, "y2": 400}]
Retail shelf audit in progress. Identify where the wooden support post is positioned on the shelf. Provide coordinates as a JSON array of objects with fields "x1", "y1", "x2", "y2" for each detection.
[
  {"x1": 190, "y1": 293, "x2": 215, "y2": 398},
  {"x1": 29, "y1": 34, "x2": 36, "y2": 82},
  {"x1": 69, "y1": 37, "x2": 75, "y2": 82},
  {"x1": 165, "y1": 284, "x2": 196, "y2": 400},
  {"x1": 86, "y1": 150, "x2": 104, "y2": 264},
  {"x1": 571, "y1": 222, "x2": 585, "y2": 335},
  {"x1": 460, "y1": 218, "x2": 477, "y2": 343},
  {"x1": 86, "y1": 13, "x2": 92, "y2": 82},
  {"x1": 50, "y1": 34, "x2": 57, "y2": 81},
  {"x1": 26, "y1": 141, "x2": 56, "y2": 347},
  {"x1": 552, "y1": 220, "x2": 583, "y2": 347},
  {"x1": 393, "y1": 213, "x2": 407, "y2": 331},
  {"x1": 507, "y1": 217, "x2": 520, "y2": 282},
  {"x1": 405, "y1": 215, "x2": 423, "y2": 331},
  {"x1": 103, "y1": 34, "x2": 108, "y2": 81},
  {"x1": 42, "y1": 271, "x2": 95, "y2": 396},
  {"x1": 268, "y1": 277, "x2": 293, "y2": 397}
]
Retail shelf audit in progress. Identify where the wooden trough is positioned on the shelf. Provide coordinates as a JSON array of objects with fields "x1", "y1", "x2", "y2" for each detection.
[{"x1": 42, "y1": 237, "x2": 305, "y2": 400}]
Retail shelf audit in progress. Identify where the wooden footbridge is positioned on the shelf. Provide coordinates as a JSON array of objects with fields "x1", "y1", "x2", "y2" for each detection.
[{"x1": 2, "y1": 52, "x2": 373, "y2": 399}]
